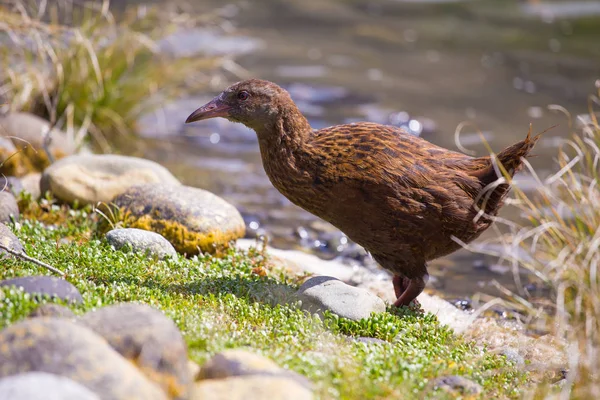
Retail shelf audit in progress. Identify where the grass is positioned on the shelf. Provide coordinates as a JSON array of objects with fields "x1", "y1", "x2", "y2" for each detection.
[
  {"x1": 0, "y1": 200, "x2": 523, "y2": 399},
  {"x1": 0, "y1": 0, "x2": 227, "y2": 152},
  {"x1": 469, "y1": 88, "x2": 600, "y2": 398}
]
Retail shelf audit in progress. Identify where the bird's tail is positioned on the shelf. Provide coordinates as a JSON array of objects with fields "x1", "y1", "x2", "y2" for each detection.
[{"x1": 468, "y1": 125, "x2": 548, "y2": 214}]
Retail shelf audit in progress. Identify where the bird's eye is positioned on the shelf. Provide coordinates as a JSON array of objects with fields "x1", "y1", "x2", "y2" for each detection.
[{"x1": 237, "y1": 91, "x2": 250, "y2": 101}]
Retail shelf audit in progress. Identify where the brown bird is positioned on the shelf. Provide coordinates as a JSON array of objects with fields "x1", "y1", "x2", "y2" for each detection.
[{"x1": 185, "y1": 79, "x2": 541, "y2": 307}]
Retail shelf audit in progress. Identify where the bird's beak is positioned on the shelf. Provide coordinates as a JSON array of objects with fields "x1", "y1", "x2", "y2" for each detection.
[{"x1": 185, "y1": 96, "x2": 231, "y2": 123}]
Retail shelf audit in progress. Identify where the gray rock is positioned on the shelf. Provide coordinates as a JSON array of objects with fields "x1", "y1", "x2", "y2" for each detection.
[
  {"x1": 28, "y1": 304, "x2": 76, "y2": 319},
  {"x1": 0, "y1": 276, "x2": 83, "y2": 304},
  {"x1": 40, "y1": 154, "x2": 180, "y2": 205},
  {"x1": 0, "y1": 372, "x2": 100, "y2": 400},
  {"x1": 0, "y1": 318, "x2": 167, "y2": 400},
  {"x1": 111, "y1": 184, "x2": 245, "y2": 255},
  {"x1": 0, "y1": 112, "x2": 77, "y2": 155},
  {"x1": 0, "y1": 176, "x2": 24, "y2": 196},
  {"x1": 0, "y1": 191, "x2": 19, "y2": 223},
  {"x1": 199, "y1": 349, "x2": 311, "y2": 389},
  {"x1": 191, "y1": 375, "x2": 313, "y2": 400},
  {"x1": 296, "y1": 276, "x2": 386, "y2": 321},
  {"x1": 0, "y1": 222, "x2": 23, "y2": 257},
  {"x1": 432, "y1": 375, "x2": 482, "y2": 395},
  {"x1": 20, "y1": 172, "x2": 41, "y2": 199},
  {"x1": 80, "y1": 303, "x2": 190, "y2": 399},
  {"x1": 106, "y1": 228, "x2": 177, "y2": 259}
]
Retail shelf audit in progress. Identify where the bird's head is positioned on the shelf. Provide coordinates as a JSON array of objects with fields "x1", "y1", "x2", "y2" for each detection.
[{"x1": 185, "y1": 79, "x2": 293, "y2": 131}]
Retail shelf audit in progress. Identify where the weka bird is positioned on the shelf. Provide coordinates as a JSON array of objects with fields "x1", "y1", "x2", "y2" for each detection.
[{"x1": 185, "y1": 79, "x2": 541, "y2": 307}]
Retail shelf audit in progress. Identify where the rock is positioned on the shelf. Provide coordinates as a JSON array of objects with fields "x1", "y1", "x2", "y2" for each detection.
[
  {"x1": 199, "y1": 349, "x2": 311, "y2": 388},
  {"x1": 295, "y1": 276, "x2": 386, "y2": 321},
  {"x1": 40, "y1": 154, "x2": 180, "y2": 205},
  {"x1": 0, "y1": 276, "x2": 83, "y2": 304},
  {"x1": 106, "y1": 228, "x2": 177, "y2": 259},
  {"x1": 188, "y1": 360, "x2": 201, "y2": 381},
  {"x1": 28, "y1": 303, "x2": 76, "y2": 319},
  {"x1": 0, "y1": 372, "x2": 100, "y2": 400},
  {"x1": 498, "y1": 347, "x2": 525, "y2": 367},
  {"x1": 0, "y1": 112, "x2": 76, "y2": 155},
  {"x1": 432, "y1": 375, "x2": 482, "y2": 395},
  {"x1": 80, "y1": 303, "x2": 190, "y2": 399},
  {"x1": 20, "y1": 172, "x2": 41, "y2": 199},
  {"x1": 191, "y1": 375, "x2": 313, "y2": 400},
  {"x1": 0, "y1": 191, "x2": 19, "y2": 223},
  {"x1": 0, "y1": 318, "x2": 167, "y2": 400},
  {"x1": 110, "y1": 184, "x2": 245, "y2": 255},
  {"x1": 0, "y1": 175, "x2": 24, "y2": 196},
  {"x1": 0, "y1": 222, "x2": 24, "y2": 257}
]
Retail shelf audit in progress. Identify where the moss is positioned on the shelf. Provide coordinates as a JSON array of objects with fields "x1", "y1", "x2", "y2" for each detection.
[
  {"x1": 124, "y1": 213, "x2": 244, "y2": 255},
  {"x1": 0, "y1": 207, "x2": 524, "y2": 399}
]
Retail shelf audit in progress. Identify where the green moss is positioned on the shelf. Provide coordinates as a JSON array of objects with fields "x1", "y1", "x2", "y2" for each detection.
[{"x1": 0, "y1": 207, "x2": 524, "y2": 399}]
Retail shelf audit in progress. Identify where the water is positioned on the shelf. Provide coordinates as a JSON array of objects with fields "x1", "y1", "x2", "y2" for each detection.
[{"x1": 128, "y1": 0, "x2": 600, "y2": 301}]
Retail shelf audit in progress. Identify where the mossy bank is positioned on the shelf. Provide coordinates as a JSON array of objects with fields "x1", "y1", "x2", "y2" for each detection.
[{"x1": 0, "y1": 201, "x2": 525, "y2": 399}]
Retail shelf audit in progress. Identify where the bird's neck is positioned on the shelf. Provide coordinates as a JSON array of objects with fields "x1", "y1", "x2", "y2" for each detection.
[
  {"x1": 253, "y1": 106, "x2": 315, "y2": 193},
  {"x1": 255, "y1": 106, "x2": 313, "y2": 160}
]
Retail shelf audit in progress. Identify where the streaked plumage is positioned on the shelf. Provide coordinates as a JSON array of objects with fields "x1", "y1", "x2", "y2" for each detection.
[{"x1": 186, "y1": 79, "x2": 541, "y2": 307}]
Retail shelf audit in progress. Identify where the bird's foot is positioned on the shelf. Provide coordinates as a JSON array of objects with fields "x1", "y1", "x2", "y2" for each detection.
[{"x1": 391, "y1": 274, "x2": 428, "y2": 310}]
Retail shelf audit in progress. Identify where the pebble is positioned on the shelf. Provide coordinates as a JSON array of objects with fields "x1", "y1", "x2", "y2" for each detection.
[
  {"x1": 80, "y1": 303, "x2": 191, "y2": 399},
  {"x1": 0, "y1": 222, "x2": 24, "y2": 257},
  {"x1": 40, "y1": 154, "x2": 180, "y2": 205},
  {"x1": 295, "y1": 276, "x2": 386, "y2": 321},
  {"x1": 106, "y1": 228, "x2": 177, "y2": 259},
  {"x1": 0, "y1": 191, "x2": 19, "y2": 223},
  {"x1": 0, "y1": 318, "x2": 167, "y2": 400},
  {"x1": 0, "y1": 372, "x2": 101, "y2": 400},
  {"x1": 0, "y1": 276, "x2": 83, "y2": 304},
  {"x1": 27, "y1": 304, "x2": 76, "y2": 319},
  {"x1": 432, "y1": 375, "x2": 483, "y2": 395},
  {"x1": 191, "y1": 375, "x2": 313, "y2": 400},
  {"x1": 199, "y1": 349, "x2": 311, "y2": 389}
]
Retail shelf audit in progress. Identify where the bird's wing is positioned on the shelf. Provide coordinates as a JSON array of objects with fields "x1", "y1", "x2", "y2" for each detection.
[{"x1": 305, "y1": 122, "x2": 483, "y2": 223}]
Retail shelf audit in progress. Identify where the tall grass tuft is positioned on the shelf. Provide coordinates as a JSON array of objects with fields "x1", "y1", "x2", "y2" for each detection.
[
  {"x1": 474, "y1": 85, "x2": 600, "y2": 397},
  {"x1": 0, "y1": 0, "x2": 228, "y2": 151}
]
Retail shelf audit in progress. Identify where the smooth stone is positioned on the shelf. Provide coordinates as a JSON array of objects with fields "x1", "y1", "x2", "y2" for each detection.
[
  {"x1": 0, "y1": 276, "x2": 83, "y2": 304},
  {"x1": 432, "y1": 375, "x2": 483, "y2": 395},
  {"x1": 0, "y1": 222, "x2": 24, "y2": 257},
  {"x1": 20, "y1": 172, "x2": 41, "y2": 199},
  {"x1": 296, "y1": 276, "x2": 386, "y2": 321},
  {"x1": 110, "y1": 184, "x2": 245, "y2": 255},
  {"x1": 0, "y1": 112, "x2": 77, "y2": 155},
  {"x1": 40, "y1": 154, "x2": 180, "y2": 205},
  {"x1": 0, "y1": 372, "x2": 100, "y2": 400},
  {"x1": 0, "y1": 318, "x2": 167, "y2": 400},
  {"x1": 28, "y1": 304, "x2": 76, "y2": 319},
  {"x1": 0, "y1": 176, "x2": 24, "y2": 196},
  {"x1": 199, "y1": 349, "x2": 311, "y2": 389},
  {"x1": 0, "y1": 191, "x2": 19, "y2": 223},
  {"x1": 106, "y1": 228, "x2": 177, "y2": 259},
  {"x1": 80, "y1": 303, "x2": 190, "y2": 399},
  {"x1": 191, "y1": 375, "x2": 313, "y2": 400}
]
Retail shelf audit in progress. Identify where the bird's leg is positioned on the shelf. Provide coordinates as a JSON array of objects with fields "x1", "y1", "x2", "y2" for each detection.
[
  {"x1": 392, "y1": 275, "x2": 406, "y2": 298},
  {"x1": 393, "y1": 273, "x2": 429, "y2": 307}
]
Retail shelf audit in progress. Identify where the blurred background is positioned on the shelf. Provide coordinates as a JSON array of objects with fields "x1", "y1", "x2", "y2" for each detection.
[{"x1": 2, "y1": 0, "x2": 600, "y2": 305}]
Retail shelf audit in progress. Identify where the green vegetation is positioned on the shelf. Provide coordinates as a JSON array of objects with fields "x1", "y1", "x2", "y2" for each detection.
[
  {"x1": 0, "y1": 201, "x2": 521, "y2": 399},
  {"x1": 0, "y1": 0, "x2": 225, "y2": 151}
]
